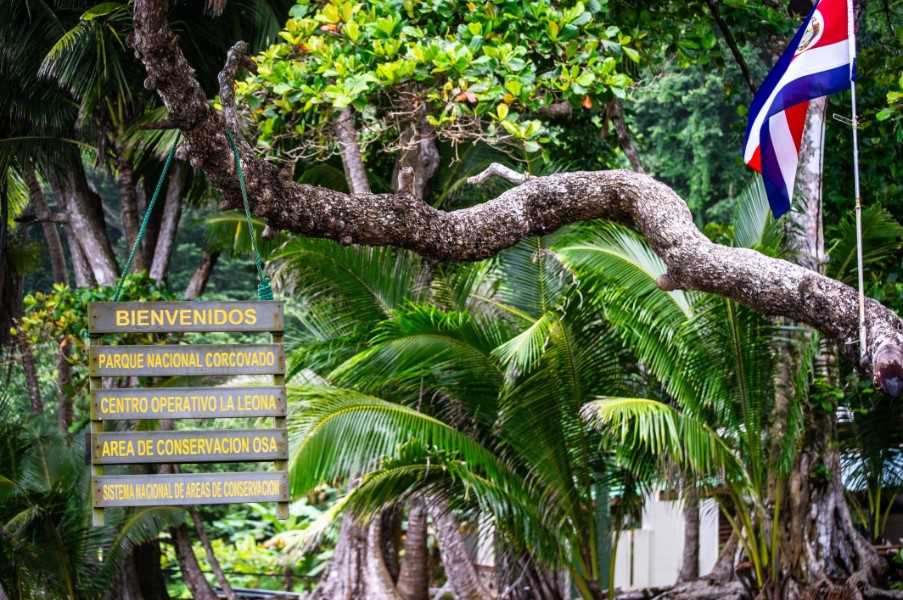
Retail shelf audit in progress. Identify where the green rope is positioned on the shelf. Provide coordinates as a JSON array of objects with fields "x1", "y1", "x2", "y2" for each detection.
[
  {"x1": 225, "y1": 130, "x2": 273, "y2": 301},
  {"x1": 112, "y1": 132, "x2": 181, "y2": 302}
]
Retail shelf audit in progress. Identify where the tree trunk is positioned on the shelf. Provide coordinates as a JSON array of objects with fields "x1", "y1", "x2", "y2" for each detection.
[
  {"x1": 132, "y1": 540, "x2": 170, "y2": 600},
  {"x1": 116, "y1": 156, "x2": 147, "y2": 273},
  {"x1": 769, "y1": 98, "x2": 883, "y2": 599},
  {"x1": 397, "y1": 497, "x2": 429, "y2": 600},
  {"x1": 184, "y1": 251, "x2": 219, "y2": 299},
  {"x1": 24, "y1": 167, "x2": 67, "y2": 284},
  {"x1": 170, "y1": 523, "x2": 218, "y2": 600},
  {"x1": 391, "y1": 111, "x2": 440, "y2": 200},
  {"x1": 150, "y1": 161, "x2": 187, "y2": 283},
  {"x1": 429, "y1": 498, "x2": 494, "y2": 600},
  {"x1": 608, "y1": 101, "x2": 645, "y2": 174},
  {"x1": 308, "y1": 514, "x2": 369, "y2": 600},
  {"x1": 49, "y1": 167, "x2": 118, "y2": 285},
  {"x1": 56, "y1": 337, "x2": 73, "y2": 434},
  {"x1": 16, "y1": 330, "x2": 42, "y2": 413},
  {"x1": 335, "y1": 107, "x2": 371, "y2": 195},
  {"x1": 677, "y1": 484, "x2": 700, "y2": 583},
  {"x1": 65, "y1": 226, "x2": 95, "y2": 288},
  {"x1": 190, "y1": 508, "x2": 237, "y2": 600},
  {"x1": 496, "y1": 549, "x2": 563, "y2": 600},
  {"x1": 108, "y1": 541, "x2": 170, "y2": 600},
  {"x1": 366, "y1": 518, "x2": 405, "y2": 600}
]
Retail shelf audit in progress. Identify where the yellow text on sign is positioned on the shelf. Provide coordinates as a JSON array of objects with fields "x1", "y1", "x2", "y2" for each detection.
[
  {"x1": 96, "y1": 349, "x2": 277, "y2": 370},
  {"x1": 97, "y1": 434, "x2": 281, "y2": 459},
  {"x1": 96, "y1": 391, "x2": 279, "y2": 417},
  {"x1": 114, "y1": 307, "x2": 258, "y2": 328},
  {"x1": 100, "y1": 478, "x2": 281, "y2": 502}
]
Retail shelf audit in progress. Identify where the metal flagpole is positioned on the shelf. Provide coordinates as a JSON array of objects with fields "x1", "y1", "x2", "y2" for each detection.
[{"x1": 848, "y1": 0, "x2": 867, "y2": 360}]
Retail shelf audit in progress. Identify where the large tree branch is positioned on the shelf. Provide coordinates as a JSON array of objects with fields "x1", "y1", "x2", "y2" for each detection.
[{"x1": 130, "y1": 0, "x2": 903, "y2": 395}]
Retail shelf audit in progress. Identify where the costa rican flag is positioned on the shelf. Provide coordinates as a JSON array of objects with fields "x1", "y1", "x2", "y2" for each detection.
[{"x1": 743, "y1": 0, "x2": 855, "y2": 218}]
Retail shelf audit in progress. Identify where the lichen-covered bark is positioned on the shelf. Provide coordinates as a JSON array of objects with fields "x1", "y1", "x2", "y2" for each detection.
[{"x1": 129, "y1": 0, "x2": 903, "y2": 396}]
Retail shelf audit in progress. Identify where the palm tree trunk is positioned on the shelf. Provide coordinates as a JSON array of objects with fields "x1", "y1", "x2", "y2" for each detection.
[
  {"x1": 170, "y1": 523, "x2": 218, "y2": 600},
  {"x1": 57, "y1": 337, "x2": 73, "y2": 434},
  {"x1": 16, "y1": 330, "x2": 42, "y2": 413},
  {"x1": 132, "y1": 540, "x2": 171, "y2": 600},
  {"x1": 50, "y1": 167, "x2": 118, "y2": 285},
  {"x1": 428, "y1": 498, "x2": 493, "y2": 600},
  {"x1": 190, "y1": 508, "x2": 237, "y2": 600},
  {"x1": 24, "y1": 167, "x2": 67, "y2": 284},
  {"x1": 184, "y1": 251, "x2": 220, "y2": 299},
  {"x1": 149, "y1": 161, "x2": 186, "y2": 283},
  {"x1": 116, "y1": 156, "x2": 147, "y2": 273},
  {"x1": 397, "y1": 497, "x2": 429, "y2": 600},
  {"x1": 309, "y1": 514, "x2": 368, "y2": 600},
  {"x1": 65, "y1": 226, "x2": 95, "y2": 287},
  {"x1": 677, "y1": 484, "x2": 700, "y2": 583},
  {"x1": 366, "y1": 518, "x2": 405, "y2": 600}
]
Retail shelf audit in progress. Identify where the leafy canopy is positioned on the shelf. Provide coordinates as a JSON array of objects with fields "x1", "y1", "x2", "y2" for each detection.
[{"x1": 241, "y1": 0, "x2": 642, "y2": 156}]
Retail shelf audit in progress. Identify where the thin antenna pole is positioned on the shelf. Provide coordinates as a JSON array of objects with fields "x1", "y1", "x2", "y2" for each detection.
[{"x1": 848, "y1": 0, "x2": 867, "y2": 361}]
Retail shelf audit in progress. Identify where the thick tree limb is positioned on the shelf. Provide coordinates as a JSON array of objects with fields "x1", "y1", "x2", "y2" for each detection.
[{"x1": 129, "y1": 0, "x2": 903, "y2": 395}]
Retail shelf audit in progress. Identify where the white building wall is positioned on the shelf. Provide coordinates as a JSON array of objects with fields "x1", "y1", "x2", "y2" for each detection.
[{"x1": 613, "y1": 493, "x2": 719, "y2": 590}]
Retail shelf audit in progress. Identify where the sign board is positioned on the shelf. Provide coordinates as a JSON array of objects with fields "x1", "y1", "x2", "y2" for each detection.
[
  {"x1": 89, "y1": 301, "x2": 283, "y2": 333},
  {"x1": 92, "y1": 429, "x2": 287, "y2": 464},
  {"x1": 89, "y1": 344, "x2": 285, "y2": 376},
  {"x1": 94, "y1": 472, "x2": 288, "y2": 507},
  {"x1": 87, "y1": 300, "x2": 290, "y2": 525},
  {"x1": 92, "y1": 386, "x2": 286, "y2": 420}
]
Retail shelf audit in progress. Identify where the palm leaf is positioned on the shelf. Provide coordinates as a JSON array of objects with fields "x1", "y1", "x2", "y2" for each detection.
[{"x1": 581, "y1": 397, "x2": 747, "y2": 482}]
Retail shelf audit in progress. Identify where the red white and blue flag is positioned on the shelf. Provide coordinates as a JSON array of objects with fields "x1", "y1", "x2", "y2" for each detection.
[{"x1": 743, "y1": 0, "x2": 856, "y2": 218}]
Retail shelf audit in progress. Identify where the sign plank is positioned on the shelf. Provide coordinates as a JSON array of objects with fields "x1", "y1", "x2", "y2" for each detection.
[
  {"x1": 92, "y1": 429, "x2": 287, "y2": 464},
  {"x1": 93, "y1": 471, "x2": 288, "y2": 507},
  {"x1": 92, "y1": 386, "x2": 286, "y2": 420},
  {"x1": 89, "y1": 344, "x2": 285, "y2": 376},
  {"x1": 89, "y1": 301, "x2": 284, "y2": 333}
]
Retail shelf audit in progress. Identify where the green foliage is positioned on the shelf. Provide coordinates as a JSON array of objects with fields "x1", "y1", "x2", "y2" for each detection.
[
  {"x1": 243, "y1": 0, "x2": 642, "y2": 156},
  {"x1": 0, "y1": 402, "x2": 186, "y2": 599},
  {"x1": 13, "y1": 274, "x2": 174, "y2": 429}
]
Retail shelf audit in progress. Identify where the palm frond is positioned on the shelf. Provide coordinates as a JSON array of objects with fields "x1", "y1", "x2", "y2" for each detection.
[
  {"x1": 732, "y1": 177, "x2": 782, "y2": 251},
  {"x1": 272, "y1": 238, "x2": 423, "y2": 328},
  {"x1": 827, "y1": 204, "x2": 903, "y2": 285},
  {"x1": 287, "y1": 386, "x2": 513, "y2": 498},
  {"x1": 581, "y1": 397, "x2": 747, "y2": 482}
]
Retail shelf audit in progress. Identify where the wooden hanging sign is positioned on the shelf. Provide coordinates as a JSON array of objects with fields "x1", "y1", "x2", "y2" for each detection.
[
  {"x1": 87, "y1": 300, "x2": 290, "y2": 525},
  {"x1": 88, "y1": 301, "x2": 283, "y2": 333},
  {"x1": 92, "y1": 386, "x2": 286, "y2": 420},
  {"x1": 91, "y1": 429, "x2": 287, "y2": 464},
  {"x1": 94, "y1": 472, "x2": 289, "y2": 507},
  {"x1": 89, "y1": 344, "x2": 285, "y2": 377}
]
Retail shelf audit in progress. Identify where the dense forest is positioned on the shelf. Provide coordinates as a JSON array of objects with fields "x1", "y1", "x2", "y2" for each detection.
[{"x1": 2, "y1": 0, "x2": 903, "y2": 599}]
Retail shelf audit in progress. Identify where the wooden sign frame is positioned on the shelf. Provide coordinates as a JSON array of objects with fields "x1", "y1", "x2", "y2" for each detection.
[{"x1": 88, "y1": 300, "x2": 290, "y2": 526}]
